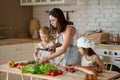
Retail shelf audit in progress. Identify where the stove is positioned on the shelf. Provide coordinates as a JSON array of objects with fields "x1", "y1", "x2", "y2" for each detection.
[{"x1": 94, "y1": 48, "x2": 120, "y2": 68}]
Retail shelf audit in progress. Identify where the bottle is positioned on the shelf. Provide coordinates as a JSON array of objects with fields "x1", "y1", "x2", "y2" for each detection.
[
  {"x1": 29, "y1": 19, "x2": 40, "y2": 37},
  {"x1": 32, "y1": 30, "x2": 39, "y2": 39}
]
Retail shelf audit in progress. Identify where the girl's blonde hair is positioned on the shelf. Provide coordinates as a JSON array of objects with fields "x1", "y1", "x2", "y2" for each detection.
[
  {"x1": 39, "y1": 26, "x2": 55, "y2": 43},
  {"x1": 39, "y1": 26, "x2": 51, "y2": 35}
]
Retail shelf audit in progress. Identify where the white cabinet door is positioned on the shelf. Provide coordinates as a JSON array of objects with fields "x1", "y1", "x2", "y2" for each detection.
[
  {"x1": 20, "y1": 0, "x2": 33, "y2": 6},
  {"x1": 20, "y1": 0, "x2": 76, "y2": 6},
  {"x1": 48, "y1": 0, "x2": 76, "y2": 5},
  {"x1": 0, "y1": 43, "x2": 34, "y2": 64}
]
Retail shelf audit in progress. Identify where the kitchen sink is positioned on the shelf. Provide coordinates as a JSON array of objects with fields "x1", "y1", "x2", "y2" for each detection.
[
  {"x1": 0, "y1": 38, "x2": 30, "y2": 43},
  {"x1": 0, "y1": 36, "x2": 5, "y2": 39}
]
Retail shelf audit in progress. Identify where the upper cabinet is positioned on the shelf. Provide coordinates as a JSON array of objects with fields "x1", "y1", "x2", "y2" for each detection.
[
  {"x1": 20, "y1": 0, "x2": 76, "y2": 6},
  {"x1": 20, "y1": 0, "x2": 33, "y2": 6}
]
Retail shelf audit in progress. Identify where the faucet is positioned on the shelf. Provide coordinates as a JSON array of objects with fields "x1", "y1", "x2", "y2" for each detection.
[{"x1": 0, "y1": 25, "x2": 12, "y2": 30}]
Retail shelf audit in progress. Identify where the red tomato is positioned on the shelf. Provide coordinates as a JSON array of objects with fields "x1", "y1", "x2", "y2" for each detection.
[
  {"x1": 17, "y1": 64, "x2": 22, "y2": 70},
  {"x1": 57, "y1": 70, "x2": 63, "y2": 75},
  {"x1": 69, "y1": 68, "x2": 74, "y2": 70},
  {"x1": 65, "y1": 67, "x2": 68, "y2": 71},
  {"x1": 50, "y1": 71, "x2": 56, "y2": 76},
  {"x1": 46, "y1": 71, "x2": 51, "y2": 75},
  {"x1": 68, "y1": 68, "x2": 75, "y2": 73},
  {"x1": 70, "y1": 69, "x2": 75, "y2": 73},
  {"x1": 69, "y1": 68, "x2": 75, "y2": 73},
  {"x1": 14, "y1": 63, "x2": 18, "y2": 67}
]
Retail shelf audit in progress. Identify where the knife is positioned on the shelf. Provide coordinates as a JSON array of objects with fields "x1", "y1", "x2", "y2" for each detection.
[{"x1": 36, "y1": 48, "x2": 48, "y2": 51}]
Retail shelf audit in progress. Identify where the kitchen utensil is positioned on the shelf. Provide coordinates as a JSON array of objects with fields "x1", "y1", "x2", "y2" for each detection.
[
  {"x1": 112, "y1": 37, "x2": 120, "y2": 42},
  {"x1": 36, "y1": 48, "x2": 48, "y2": 51},
  {"x1": 32, "y1": 30, "x2": 39, "y2": 39},
  {"x1": 112, "y1": 33, "x2": 120, "y2": 43},
  {"x1": 66, "y1": 11, "x2": 69, "y2": 20}
]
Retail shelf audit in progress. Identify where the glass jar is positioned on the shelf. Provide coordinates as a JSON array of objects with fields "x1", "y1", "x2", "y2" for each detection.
[{"x1": 32, "y1": 30, "x2": 39, "y2": 39}]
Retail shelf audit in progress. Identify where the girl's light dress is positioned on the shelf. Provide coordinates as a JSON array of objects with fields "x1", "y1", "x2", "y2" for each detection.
[{"x1": 37, "y1": 41, "x2": 55, "y2": 64}]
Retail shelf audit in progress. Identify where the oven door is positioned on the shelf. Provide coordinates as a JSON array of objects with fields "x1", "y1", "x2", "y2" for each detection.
[
  {"x1": 95, "y1": 48, "x2": 120, "y2": 71},
  {"x1": 115, "y1": 57, "x2": 120, "y2": 68}
]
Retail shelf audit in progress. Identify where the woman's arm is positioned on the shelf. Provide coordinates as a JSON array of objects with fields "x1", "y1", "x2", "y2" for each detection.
[{"x1": 40, "y1": 26, "x2": 76, "y2": 63}]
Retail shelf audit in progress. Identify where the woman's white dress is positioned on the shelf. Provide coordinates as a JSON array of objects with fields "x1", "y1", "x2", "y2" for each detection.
[{"x1": 56, "y1": 28, "x2": 81, "y2": 66}]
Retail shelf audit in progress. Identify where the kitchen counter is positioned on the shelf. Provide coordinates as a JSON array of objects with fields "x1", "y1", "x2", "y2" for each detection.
[
  {"x1": 96, "y1": 44, "x2": 120, "y2": 50},
  {"x1": 0, "y1": 38, "x2": 120, "y2": 50},
  {"x1": 0, "y1": 63, "x2": 120, "y2": 80},
  {"x1": 0, "y1": 38, "x2": 40, "y2": 46}
]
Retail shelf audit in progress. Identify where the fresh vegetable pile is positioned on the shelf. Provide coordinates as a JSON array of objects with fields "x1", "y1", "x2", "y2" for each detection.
[
  {"x1": 21, "y1": 61, "x2": 63, "y2": 76},
  {"x1": 7, "y1": 60, "x2": 63, "y2": 76}
]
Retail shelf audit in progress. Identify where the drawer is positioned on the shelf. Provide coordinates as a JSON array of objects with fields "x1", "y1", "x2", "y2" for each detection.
[
  {"x1": 0, "y1": 52, "x2": 34, "y2": 64},
  {"x1": 0, "y1": 43, "x2": 34, "y2": 57}
]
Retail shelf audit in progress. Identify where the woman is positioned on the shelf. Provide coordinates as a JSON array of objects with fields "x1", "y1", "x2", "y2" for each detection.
[{"x1": 40, "y1": 8, "x2": 80, "y2": 66}]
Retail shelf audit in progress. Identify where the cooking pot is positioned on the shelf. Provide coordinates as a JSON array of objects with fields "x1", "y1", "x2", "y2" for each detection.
[
  {"x1": 112, "y1": 37, "x2": 120, "y2": 42},
  {"x1": 112, "y1": 33, "x2": 120, "y2": 43}
]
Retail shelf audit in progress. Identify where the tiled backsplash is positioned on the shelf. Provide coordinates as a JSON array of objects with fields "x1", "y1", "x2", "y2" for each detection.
[{"x1": 33, "y1": 0, "x2": 120, "y2": 35}]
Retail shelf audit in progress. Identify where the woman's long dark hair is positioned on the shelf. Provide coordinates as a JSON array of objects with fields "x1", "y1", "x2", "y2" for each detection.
[{"x1": 49, "y1": 8, "x2": 73, "y2": 34}]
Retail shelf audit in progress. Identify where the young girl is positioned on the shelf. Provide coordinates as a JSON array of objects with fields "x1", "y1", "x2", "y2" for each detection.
[
  {"x1": 34, "y1": 26, "x2": 55, "y2": 64},
  {"x1": 77, "y1": 37, "x2": 105, "y2": 69}
]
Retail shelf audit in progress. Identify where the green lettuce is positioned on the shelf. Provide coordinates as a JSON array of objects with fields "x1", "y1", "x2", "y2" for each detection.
[{"x1": 21, "y1": 62, "x2": 58, "y2": 75}]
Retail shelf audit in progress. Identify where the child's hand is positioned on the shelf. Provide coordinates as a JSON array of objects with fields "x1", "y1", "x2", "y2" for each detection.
[
  {"x1": 34, "y1": 58, "x2": 39, "y2": 62},
  {"x1": 88, "y1": 63, "x2": 93, "y2": 67},
  {"x1": 39, "y1": 57, "x2": 49, "y2": 63}
]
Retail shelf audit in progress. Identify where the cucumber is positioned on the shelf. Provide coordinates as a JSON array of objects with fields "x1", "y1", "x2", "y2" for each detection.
[{"x1": 27, "y1": 60, "x2": 36, "y2": 64}]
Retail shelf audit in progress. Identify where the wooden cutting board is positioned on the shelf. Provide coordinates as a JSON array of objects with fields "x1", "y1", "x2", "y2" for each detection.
[{"x1": 0, "y1": 64, "x2": 119, "y2": 80}]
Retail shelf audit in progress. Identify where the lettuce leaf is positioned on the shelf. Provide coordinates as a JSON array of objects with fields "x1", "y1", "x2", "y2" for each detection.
[{"x1": 21, "y1": 62, "x2": 58, "y2": 75}]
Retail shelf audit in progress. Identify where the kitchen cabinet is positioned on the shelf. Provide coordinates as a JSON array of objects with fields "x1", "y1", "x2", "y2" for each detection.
[
  {"x1": 20, "y1": 0, "x2": 33, "y2": 6},
  {"x1": 0, "y1": 42, "x2": 40, "y2": 80},
  {"x1": 0, "y1": 43, "x2": 35, "y2": 80},
  {"x1": 33, "y1": 42, "x2": 38, "y2": 52},
  {"x1": 0, "y1": 43, "x2": 34, "y2": 64},
  {"x1": 20, "y1": 0, "x2": 76, "y2": 6}
]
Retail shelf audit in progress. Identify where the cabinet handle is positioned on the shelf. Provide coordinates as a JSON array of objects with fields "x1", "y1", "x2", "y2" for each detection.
[
  {"x1": 109, "y1": 51, "x2": 113, "y2": 55},
  {"x1": 16, "y1": 48, "x2": 22, "y2": 51}
]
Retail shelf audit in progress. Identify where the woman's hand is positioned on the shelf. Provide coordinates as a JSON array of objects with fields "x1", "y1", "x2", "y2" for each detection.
[
  {"x1": 47, "y1": 45, "x2": 56, "y2": 52},
  {"x1": 39, "y1": 57, "x2": 49, "y2": 63}
]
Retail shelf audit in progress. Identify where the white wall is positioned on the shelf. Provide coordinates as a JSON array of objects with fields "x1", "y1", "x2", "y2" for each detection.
[{"x1": 33, "y1": 0, "x2": 120, "y2": 35}]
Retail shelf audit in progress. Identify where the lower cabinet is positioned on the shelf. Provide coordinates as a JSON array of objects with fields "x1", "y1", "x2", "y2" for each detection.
[
  {"x1": 0, "y1": 43, "x2": 35, "y2": 64},
  {"x1": 0, "y1": 73, "x2": 31, "y2": 80},
  {"x1": 0, "y1": 43, "x2": 39, "y2": 80}
]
